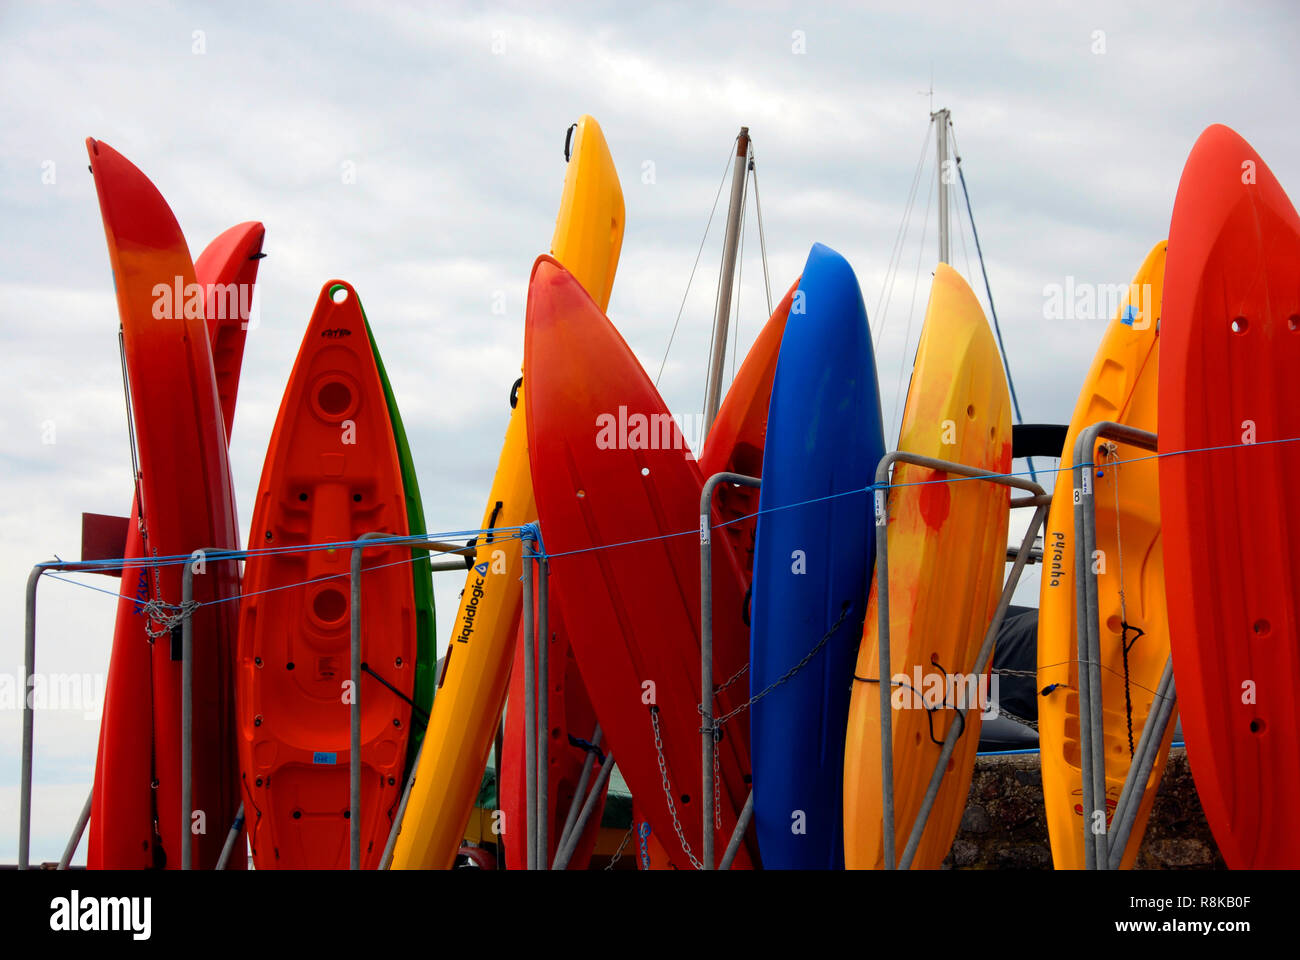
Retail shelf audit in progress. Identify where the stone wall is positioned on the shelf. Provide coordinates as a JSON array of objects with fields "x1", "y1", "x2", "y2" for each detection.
[{"x1": 945, "y1": 747, "x2": 1226, "y2": 869}]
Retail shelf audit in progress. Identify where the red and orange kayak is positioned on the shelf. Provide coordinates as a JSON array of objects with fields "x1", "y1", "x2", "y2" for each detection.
[
  {"x1": 88, "y1": 219, "x2": 264, "y2": 869},
  {"x1": 85, "y1": 139, "x2": 244, "y2": 869},
  {"x1": 237, "y1": 280, "x2": 415, "y2": 869}
]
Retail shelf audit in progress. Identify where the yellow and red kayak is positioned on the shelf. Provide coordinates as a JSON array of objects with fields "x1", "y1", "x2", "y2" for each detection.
[
  {"x1": 391, "y1": 115, "x2": 624, "y2": 868},
  {"x1": 843, "y1": 264, "x2": 1011, "y2": 869}
]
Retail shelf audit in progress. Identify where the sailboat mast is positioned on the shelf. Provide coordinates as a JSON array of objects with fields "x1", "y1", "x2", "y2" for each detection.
[
  {"x1": 933, "y1": 107, "x2": 950, "y2": 265},
  {"x1": 703, "y1": 126, "x2": 750, "y2": 433}
]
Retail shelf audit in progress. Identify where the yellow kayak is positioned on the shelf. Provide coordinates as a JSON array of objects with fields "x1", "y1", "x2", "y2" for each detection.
[
  {"x1": 843, "y1": 264, "x2": 1011, "y2": 869},
  {"x1": 391, "y1": 115, "x2": 625, "y2": 868},
  {"x1": 1038, "y1": 241, "x2": 1173, "y2": 869}
]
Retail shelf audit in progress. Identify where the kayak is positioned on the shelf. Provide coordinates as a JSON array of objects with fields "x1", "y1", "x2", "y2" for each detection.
[
  {"x1": 237, "y1": 280, "x2": 415, "y2": 868},
  {"x1": 1038, "y1": 241, "x2": 1173, "y2": 869},
  {"x1": 1159, "y1": 124, "x2": 1300, "y2": 868},
  {"x1": 842, "y1": 263, "x2": 1010, "y2": 869},
  {"x1": 88, "y1": 220, "x2": 264, "y2": 869},
  {"x1": 750, "y1": 243, "x2": 884, "y2": 869},
  {"x1": 86, "y1": 138, "x2": 243, "y2": 869},
  {"x1": 390, "y1": 114, "x2": 624, "y2": 868}
]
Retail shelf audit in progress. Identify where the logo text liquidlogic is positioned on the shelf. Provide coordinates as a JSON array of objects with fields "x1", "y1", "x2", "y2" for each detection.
[{"x1": 457, "y1": 576, "x2": 486, "y2": 643}]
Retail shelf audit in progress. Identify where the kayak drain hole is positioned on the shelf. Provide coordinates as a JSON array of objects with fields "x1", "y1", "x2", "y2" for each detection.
[
  {"x1": 317, "y1": 380, "x2": 353, "y2": 416},
  {"x1": 1289, "y1": 315, "x2": 1299, "y2": 332},
  {"x1": 1253, "y1": 619, "x2": 1270, "y2": 636},
  {"x1": 1250, "y1": 718, "x2": 1266, "y2": 735},
  {"x1": 313, "y1": 588, "x2": 348, "y2": 624},
  {"x1": 1231, "y1": 316, "x2": 1248, "y2": 334},
  {"x1": 331, "y1": 286, "x2": 349, "y2": 304}
]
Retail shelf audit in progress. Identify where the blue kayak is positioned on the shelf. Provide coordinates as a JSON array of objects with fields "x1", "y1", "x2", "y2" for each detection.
[{"x1": 749, "y1": 242, "x2": 885, "y2": 869}]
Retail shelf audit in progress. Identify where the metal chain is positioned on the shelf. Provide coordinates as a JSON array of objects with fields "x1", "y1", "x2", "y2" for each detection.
[
  {"x1": 604, "y1": 823, "x2": 635, "y2": 870},
  {"x1": 993, "y1": 667, "x2": 1039, "y2": 679},
  {"x1": 713, "y1": 661, "x2": 749, "y2": 696},
  {"x1": 713, "y1": 733, "x2": 722, "y2": 831},
  {"x1": 650, "y1": 707, "x2": 705, "y2": 870},
  {"x1": 708, "y1": 602, "x2": 853, "y2": 729},
  {"x1": 141, "y1": 599, "x2": 199, "y2": 640}
]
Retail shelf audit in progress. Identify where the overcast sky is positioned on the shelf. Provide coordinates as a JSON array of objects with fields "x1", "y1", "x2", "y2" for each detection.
[{"x1": 3, "y1": 0, "x2": 1297, "y2": 864}]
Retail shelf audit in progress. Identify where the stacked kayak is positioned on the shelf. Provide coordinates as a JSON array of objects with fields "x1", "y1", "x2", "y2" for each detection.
[
  {"x1": 842, "y1": 263, "x2": 1011, "y2": 869},
  {"x1": 1158, "y1": 125, "x2": 1300, "y2": 868},
  {"x1": 89, "y1": 220, "x2": 265, "y2": 870},
  {"x1": 237, "y1": 281, "x2": 424, "y2": 868},
  {"x1": 70, "y1": 117, "x2": 1300, "y2": 874},
  {"x1": 526, "y1": 255, "x2": 756, "y2": 868},
  {"x1": 749, "y1": 243, "x2": 884, "y2": 869},
  {"x1": 85, "y1": 139, "x2": 245, "y2": 870},
  {"x1": 1038, "y1": 242, "x2": 1172, "y2": 869},
  {"x1": 392, "y1": 114, "x2": 625, "y2": 869}
]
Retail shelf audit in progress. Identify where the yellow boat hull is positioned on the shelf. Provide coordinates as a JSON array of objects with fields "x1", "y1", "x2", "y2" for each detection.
[
  {"x1": 1037, "y1": 241, "x2": 1173, "y2": 870},
  {"x1": 391, "y1": 115, "x2": 624, "y2": 868},
  {"x1": 844, "y1": 264, "x2": 1012, "y2": 869}
]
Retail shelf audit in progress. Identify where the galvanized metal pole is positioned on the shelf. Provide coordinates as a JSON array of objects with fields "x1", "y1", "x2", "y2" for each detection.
[
  {"x1": 537, "y1": 551, "x2": 550, "y2": 868},
  {"x1": 702, "y1": 127, "x2": 751, "y2": 434},
  {"x1": 349, "y1": 531, "x2": 389, "y2": 870},
  {"x1": 1072, "y1": 421, "x2": 1160, "y2": 869},
  {"x1": 700, "y1": 471, "x2": 761, "y2": 870},
  {"x1": 554, "y1": 723, "x2": 601, "y2": 861},
  {"x1": 1107, "y1": 659, "x2": 1176, "y2": 869},
  {"x1": 551, "y1": 750, "x2": 616, "y2": 871},
  {"x1": 934, "y1": 108, "x2": 951, "y2": 265},
  {"x1": 718, "y1": 789, "x2": 754, "y2": 871},
  {"x1": 181, "y1": 561, "x2": 195, "y2": 870},
  {"x1": 874, "y1": 460, "x2": 897, "y2": 869},
  {"x1": 522, "y1": 534, "x2": 537, "y2": 870},
  {"x1": 57, "y1": 788, "x2": 94, "y2": 869},
  {"x1": 19, "y1": 566, "x2": 42, "y2": 870},
  {"x1": 898, "y1": 499, "x2": 1049, "y2": 868},
  {"x1": 1078, "y1": 448, "x2": 1109, "y2": 869},
  {"x1": 380, "y1": 752, "x2": 420, "y2": 869},
  {"x1": 873, "y1": 452, "x2": 1047, "y2": 868},
  {"x1": 215, "y1": 802, "x2": 245, "y2": 870},
  {"x1": 1072, "y1": 438, "x2": 1098, "y2": 868}
]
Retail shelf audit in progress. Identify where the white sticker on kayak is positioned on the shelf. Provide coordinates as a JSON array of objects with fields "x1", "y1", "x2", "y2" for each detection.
[{"x1": 700, "y1": 514, "x2": 710, "y2": 544}]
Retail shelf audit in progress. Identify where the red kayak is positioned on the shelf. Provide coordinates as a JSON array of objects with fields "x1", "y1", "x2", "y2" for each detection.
[
  {"x1": 88, "y1": 220, "x2": 264, "y2": 869},
  {"x1": 525, "y1": 256, "x2": 755, "y2": 869},
  {"x1": 237, "y1": 280, "x2": 414, "y2": 869},
  {"x1": 698, "y1": 278, "x2": 797, "y2": 594},
  {"x1": 85, "y1": 139, "x2": 244, "y2": 869},
  {"x1": 1159, "y1": 123, "x2": 1300, "y2": 868}
]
